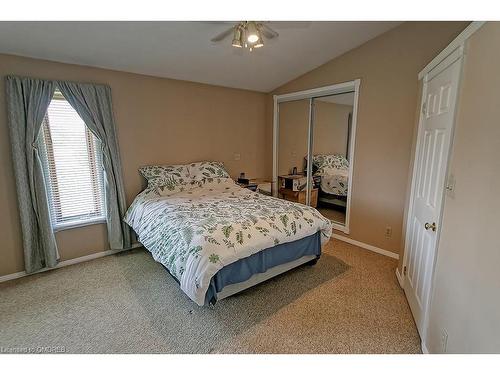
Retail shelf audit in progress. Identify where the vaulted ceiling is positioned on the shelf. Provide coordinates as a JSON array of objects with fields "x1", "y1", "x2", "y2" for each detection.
[{"x1": 0, "y1": 21, "x2": 401, "y2": 92}]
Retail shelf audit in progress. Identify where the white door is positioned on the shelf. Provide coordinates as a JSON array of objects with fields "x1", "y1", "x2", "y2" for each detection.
[{"x1": 404, "y1": 51, "x2": 462, "y2": 337}]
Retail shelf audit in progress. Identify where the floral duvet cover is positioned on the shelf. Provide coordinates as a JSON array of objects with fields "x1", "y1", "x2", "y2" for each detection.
[
  {"x1": 124, "y1": 178, "x2": 332, "y2": 305},
  {"x1": 319, "y1": 170, "x2": 349, "y2": 196}
]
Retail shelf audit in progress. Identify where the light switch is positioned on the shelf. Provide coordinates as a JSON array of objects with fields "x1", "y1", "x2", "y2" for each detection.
[{"x1": 233, "y1": 153, "x2": 241, "y2": 161}]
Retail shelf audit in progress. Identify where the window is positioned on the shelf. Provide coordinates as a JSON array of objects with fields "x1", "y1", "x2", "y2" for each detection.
[{"x1": 38, "y1": 91, "x2": 105, "y2": 230}]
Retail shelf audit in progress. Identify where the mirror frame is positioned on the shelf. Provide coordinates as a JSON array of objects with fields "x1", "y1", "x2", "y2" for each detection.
[{"x1": 272, "y1": 79, "x2": 360, "y2": 234}]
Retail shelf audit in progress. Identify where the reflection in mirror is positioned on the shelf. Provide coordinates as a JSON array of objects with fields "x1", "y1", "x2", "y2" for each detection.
[
  {"x1": 277, "y1": 99, "x2": 311, "y2": 206},
  {"x1": 311, "y1": 92, "x2": 354, "y2": 225}
]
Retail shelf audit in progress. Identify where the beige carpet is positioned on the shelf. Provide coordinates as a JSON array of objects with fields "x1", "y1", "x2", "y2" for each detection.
[
  {"x1": 0, "y1": 239, "x2": 421, "y2": 354},
  {"x1": 318, "y1": 207, "x2": 346, "y2": 224}
]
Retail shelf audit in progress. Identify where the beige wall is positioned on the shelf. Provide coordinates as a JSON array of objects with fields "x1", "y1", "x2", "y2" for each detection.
[
  {"x1": 0, "y1": 53, "x2": 268, "y2": 277},
  {"x1": 313, "y1": 101, "x2": 351, "y2": 158},
  {"x1": 278, "y1": 99, "x2": 309, "y2": 175},
  {"x1": 278, "y1": 100, "x2": 351, "y2": 175},
  {"x1": 271, "y1": 22, "x2": 468, "y2": 255},
  {"x1": 425, "y1": 22, "x2": 500, "y2": 353}
]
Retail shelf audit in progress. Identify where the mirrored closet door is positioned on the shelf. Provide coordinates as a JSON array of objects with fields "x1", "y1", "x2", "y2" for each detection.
[
  {"x1": 277, "y1": 99, "x2": 311, "y2": 207},
  {"x1": 311, "y1": 92, "x2": 354, "y2": 226},
  {"x1": 273, "y1": 80, "x2": 359, "y2": 233}
]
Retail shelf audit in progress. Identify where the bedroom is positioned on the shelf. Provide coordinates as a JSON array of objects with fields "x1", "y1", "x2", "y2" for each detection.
[{"x1": 1, "y1": 0, "x2": 499, "y2": 370}]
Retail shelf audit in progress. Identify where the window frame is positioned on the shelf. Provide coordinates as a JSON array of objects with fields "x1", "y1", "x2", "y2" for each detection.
[{"x1": 40, "y1": 91, "x2": 106, "y2": 232}]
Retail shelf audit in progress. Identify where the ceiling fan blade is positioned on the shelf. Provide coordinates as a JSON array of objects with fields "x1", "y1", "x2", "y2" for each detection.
[
  {"x1": 210, "y1": 26, "x2": 235, "y2": 42},
  {"x1": 259, "y1": 23, "x2": 279, "y2": 39}
]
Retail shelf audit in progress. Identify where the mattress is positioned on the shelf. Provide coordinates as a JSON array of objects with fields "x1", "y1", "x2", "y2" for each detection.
[{"x1": 124, "y1": 178, "x2": 332, "y2": 305}]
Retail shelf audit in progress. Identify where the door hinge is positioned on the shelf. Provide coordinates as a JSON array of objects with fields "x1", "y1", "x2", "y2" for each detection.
[
  {"x1": 403, "y1": 266, "x2": 407, "y2": 276},
  {"x1": 422, "y1": 102, "x2": 427, "y2": 115}
]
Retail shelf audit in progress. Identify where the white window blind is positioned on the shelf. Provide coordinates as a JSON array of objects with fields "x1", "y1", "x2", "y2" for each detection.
[{"x1": 39, "y1": 91, "x2": 105, "y2": 230}]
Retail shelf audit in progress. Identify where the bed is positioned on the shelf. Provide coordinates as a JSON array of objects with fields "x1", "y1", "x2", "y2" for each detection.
[
  {"x1": 124, "y1": 161, "x2": 332, "y2": 306},
  {"x1": 312, "y1": 154, "x2": 349, "y2": 207}
]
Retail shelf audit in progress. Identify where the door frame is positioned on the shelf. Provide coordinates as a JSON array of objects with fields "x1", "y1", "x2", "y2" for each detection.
[
  {"x1": 272, "y1": 79, "x2": 361, "y2": 234},
  {"x1": 401, "y1": 21, "x2": 485, "y2": 346}
]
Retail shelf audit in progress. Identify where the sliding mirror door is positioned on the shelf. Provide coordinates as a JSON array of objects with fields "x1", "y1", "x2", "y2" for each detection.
[
  {"x1": 311, "y1": 93, "x2": 354, "y2": 226},
  {"x1": 276, "y1": 99, "x2": 311, "y2": 205},
  {"x1": 273, "y1": 80, "x2": 359, "y2": 233}
]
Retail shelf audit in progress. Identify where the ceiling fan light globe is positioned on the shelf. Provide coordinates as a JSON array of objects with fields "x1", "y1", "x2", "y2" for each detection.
[
  {"x1": 247, "y1": 34, "x2": 259, "y2": 43},
  {"x1": 245, "y1": 21, "x2": 259, "y2": 44}
]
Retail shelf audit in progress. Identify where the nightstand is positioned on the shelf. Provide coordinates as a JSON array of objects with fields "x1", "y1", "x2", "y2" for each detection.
[
  {"x1": 279, "y1": 187, "x2": 318, "y2": 207},
  {"x1": 237, "y1": 178, "x2": 271, "y2": 194}
]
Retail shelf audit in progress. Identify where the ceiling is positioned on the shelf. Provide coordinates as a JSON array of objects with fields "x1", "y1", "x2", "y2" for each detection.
[{"x1": 0, "y1": 21, "x2": 400, "y2": 92}]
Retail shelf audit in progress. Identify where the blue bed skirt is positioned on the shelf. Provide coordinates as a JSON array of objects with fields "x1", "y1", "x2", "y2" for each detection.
[{"x1": 204, "y1": 231, "x2": 322, "y2": 305}]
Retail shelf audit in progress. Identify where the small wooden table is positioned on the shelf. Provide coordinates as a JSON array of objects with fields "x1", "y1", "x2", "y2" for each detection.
[
  {"x1": 279, "y1": 187, "x2": 318, "y2": 207},
  {"x1": 237, "y1": 178, "x2": 272, "y2": 194}
]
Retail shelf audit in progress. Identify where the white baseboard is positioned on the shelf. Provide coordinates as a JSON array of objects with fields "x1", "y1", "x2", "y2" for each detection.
[
  {"x1": 395, "y1": 267, "x2": 404, "y2": 288},
  {"x1": 0, "y1": 243, "x2": 142, "y2": 283},
  {"x1": 0, "y1": 270, "x2": 27, "y2": 283},
  {"x1": 332, "y1": 234, "x2": 399, "y2": 260}
]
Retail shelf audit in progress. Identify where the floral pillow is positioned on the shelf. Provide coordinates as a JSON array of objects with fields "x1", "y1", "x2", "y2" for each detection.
[
  {"x1": 188, "y1": 161, "x2": 231, "y2": 181},
  {"x1": 156, "y1": 179, "x2": 202, "y2": 196},
  {"x1": 139, "y1": 164, "x2": 191, "y2": 189},
  {"x1": 312, "y1": 154, "x2": 349, "y2": 176},
  {"x1": 198, "y1": 176, "x2": 235, "y2": 189}
]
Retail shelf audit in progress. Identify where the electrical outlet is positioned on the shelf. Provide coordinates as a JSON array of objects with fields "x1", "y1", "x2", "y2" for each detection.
[
  {"x1": 385, "y1": 226, "x2": 392, "y2": 238},
  {"x1": 233, "y1": 153, "x2": 241, "y2": 161},
  {"x1": 441, "y1": 329, "x2": 448, "y2": 353}
]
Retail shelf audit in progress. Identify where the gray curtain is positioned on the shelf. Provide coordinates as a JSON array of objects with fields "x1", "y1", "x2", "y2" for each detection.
[
  {"x1": 56, "y1": 81, "x2": 131, "y2": 250},
  {"x1": 5, "y1": 76, "x2": 58, "y2": 273}
]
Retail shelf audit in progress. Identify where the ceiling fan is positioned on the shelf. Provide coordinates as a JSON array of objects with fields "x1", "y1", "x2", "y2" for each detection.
[{"x1": 210, "y1": 21, "x2": 279, "y2": 51}]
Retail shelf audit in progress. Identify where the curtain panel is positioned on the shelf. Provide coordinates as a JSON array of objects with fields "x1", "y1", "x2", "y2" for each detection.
[
  {"x1": 56, "y1": 81, "x2": 131, "y2": 250},
  {"x1": 5, "y1": 76, "x2": 130, "y2": 273},
  {"x1": 5, "y1": 76, "x2": 58, "y2": 272}
]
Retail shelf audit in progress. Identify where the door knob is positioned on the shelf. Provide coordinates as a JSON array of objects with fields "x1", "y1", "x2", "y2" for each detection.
[{"x1": 424, "y1": 222, "x2": 437, "y2": 231}]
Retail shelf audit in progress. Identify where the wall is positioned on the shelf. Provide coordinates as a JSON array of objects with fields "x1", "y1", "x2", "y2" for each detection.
[
  {"x1": 0, "y1": 53, "x2": 268, "y2": 277},
  {"x1": 425, "y1": 22, "x2": 500, "y2": 353},
  {"x1": 313, "y1": 101, "x2": 351, "y2": 158},
  {"x1": 271, "y1": 22, "x2": 468, "y2": 255},
  {"x1": 278, "y1": 99, "x2": 309, "y2": 175},
  {"x1": 278, "y1": 100, "x2": 351, "y2": 175}
]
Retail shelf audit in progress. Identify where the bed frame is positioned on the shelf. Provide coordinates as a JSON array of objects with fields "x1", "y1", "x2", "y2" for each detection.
[
  {"x1": 318, "y1": 191, "x2": 347, "y2": 208},
  {"x1": 159, "y1": 231, "x2": 322, "y2": 306},
  {"x1": 215, "y1": 255, "x2": 319, "y2": 303},
  {"x1": 161, "y1": 255, "x2": 319, "y2": 306}
]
